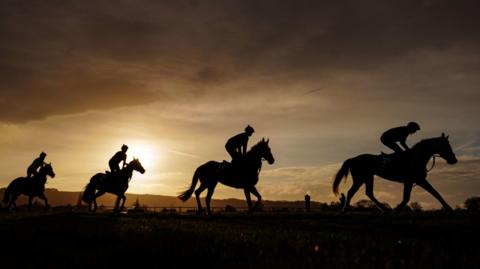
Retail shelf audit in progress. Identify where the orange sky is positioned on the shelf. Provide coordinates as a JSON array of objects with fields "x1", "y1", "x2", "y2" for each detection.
[{"x1": 1, "y1": 1, "x2": 480, "y2": 208}]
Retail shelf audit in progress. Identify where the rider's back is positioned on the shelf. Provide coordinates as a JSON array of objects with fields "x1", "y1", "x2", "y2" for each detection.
[
  {"x1": 381, "y1": 126, "x2": 410, "y2": 142},
  {"x1": 226, "y1": 133, "x2": 248, "y2": 148}
]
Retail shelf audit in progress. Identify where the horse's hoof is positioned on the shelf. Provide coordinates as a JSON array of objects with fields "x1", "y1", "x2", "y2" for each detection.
[{"x1": 443, "y1": 206, "x2": 454, "y2": 212}]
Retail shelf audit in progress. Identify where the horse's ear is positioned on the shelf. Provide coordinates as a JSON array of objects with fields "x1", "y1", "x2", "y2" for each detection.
[
  {"x1": 262, "y1": 137, "x2": 265, "y2": 142},
  {"x1": 441, "y1": 133, "x2": 445, "y2": 138},
  {"x1": 446, "y1": 134, "x2": 449, "y2": 139},
  {"x1": 266, "y1": 139, "x2": 269, "y2": 144}
]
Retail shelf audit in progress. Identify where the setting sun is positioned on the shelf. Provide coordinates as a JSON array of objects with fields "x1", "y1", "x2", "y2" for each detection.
[{"x1": 125, "y1": 141, "x2": 159, "y2": 169}]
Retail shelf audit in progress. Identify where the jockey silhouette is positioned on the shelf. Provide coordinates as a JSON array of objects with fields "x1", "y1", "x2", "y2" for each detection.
[
  {"x1": 27, "y1": 152, "x2": 47, "y2": 179},
  {"x1": 225, "y1": 125, "x2": 255, "y2": 165},
  {"x1": 381, "y1": 122, "x2": 420, "y2": 153},
  {"x1": 109, "y1": 145, "x2": 128, "y2": 173}
]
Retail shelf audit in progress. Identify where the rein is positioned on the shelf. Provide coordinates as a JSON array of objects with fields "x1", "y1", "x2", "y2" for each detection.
[{"x1": 426, "y1": 154, "x2": 439, "y2": 172}]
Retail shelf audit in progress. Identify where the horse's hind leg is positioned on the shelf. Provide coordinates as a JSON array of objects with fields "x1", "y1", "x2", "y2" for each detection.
[
  {"x1": 365, "y1": 177, "x2": 388, "y2": 212},
  {"x1": 343, "y1": 171, "x2": 364, "y2": 211},
  {"x1": 93, "y1": 191, "x2": 105, "y2": 212},
  {"x1": 205, "y1": 183, "x2": 217, "y2": 215},
  {"x1": 8, "y1": 194, "x2": 19, "y2": 210},
  {"x1": 194, "y1": 183, "x2": 207, "y2": 214}
]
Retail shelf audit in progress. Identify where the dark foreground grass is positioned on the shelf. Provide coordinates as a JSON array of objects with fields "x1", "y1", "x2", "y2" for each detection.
[{"x1": 0, "y1": 211, "x2": 479, "y2": 268}]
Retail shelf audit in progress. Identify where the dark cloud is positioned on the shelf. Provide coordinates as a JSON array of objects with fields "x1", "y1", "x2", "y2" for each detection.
[{"x1": 1, "y1": 0, "x2": 479, "y2": 122}]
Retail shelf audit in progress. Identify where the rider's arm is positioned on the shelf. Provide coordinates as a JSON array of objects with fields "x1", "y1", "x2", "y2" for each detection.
[
  {"x1": 400, "y1": 139, "x2": 409, "y2": 150},
  {"x1": 242, "y1": 141, "x2": 247, "y2": 155},
  {"x1": 122, "y1": 155, "x2": 127, "y2": 167}
]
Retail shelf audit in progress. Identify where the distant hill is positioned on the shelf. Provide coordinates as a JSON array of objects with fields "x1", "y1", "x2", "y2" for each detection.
[{"x1": 0, "y1": 188, "x2": 325, "y2": 209}]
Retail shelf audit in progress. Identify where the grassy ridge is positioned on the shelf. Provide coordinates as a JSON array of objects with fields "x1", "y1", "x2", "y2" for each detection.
[{"x1": 0, "y1": 211, "x2": 479, "y2": 268}]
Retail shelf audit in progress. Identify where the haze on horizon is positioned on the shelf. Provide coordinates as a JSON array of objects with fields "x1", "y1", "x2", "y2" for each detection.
[{"x1": 1, "y1": 1, "x2": 479, "y2": 209}]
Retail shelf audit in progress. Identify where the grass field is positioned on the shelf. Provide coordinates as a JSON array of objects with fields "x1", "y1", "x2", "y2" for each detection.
[{"x1": 0, "y1": 210, "x2": 479, "y2": 268}]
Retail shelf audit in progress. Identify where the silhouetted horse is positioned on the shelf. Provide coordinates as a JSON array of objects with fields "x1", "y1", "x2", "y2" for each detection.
[
  {"x1": 82, "y1": 159, "x2": 145, "y2": 212},
  {"x1": 333, "y1": 133, "x2": 457, "y2": 212},
  {"x1": 179, "y1": 138, "x2": 275, "y2": 215},
  {"x1": 3, "y1": 163, "x2": 56, "y2": 210}
]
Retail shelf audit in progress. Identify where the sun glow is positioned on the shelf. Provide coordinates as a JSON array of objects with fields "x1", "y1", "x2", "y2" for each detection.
[{"x1": 126, "y1": 141, "x2": 159, "y2": 170}]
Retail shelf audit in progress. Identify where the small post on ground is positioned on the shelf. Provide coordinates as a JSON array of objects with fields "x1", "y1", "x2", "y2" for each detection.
[{"x1": 305, "y1": 194, "x2": 311, "y2": 212}]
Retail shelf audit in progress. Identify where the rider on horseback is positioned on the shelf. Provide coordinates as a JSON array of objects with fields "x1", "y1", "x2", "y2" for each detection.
[
  {"x1": 27, "y1": 152, "x2": 47, "y2": 179},
  {"x1": 109, "y1": 145, "x2": 128, "y2": 174},
  {"x1": 225, "y1": 125, "x2": 255, "y2": 166},
  {"x1": 381, "y1": 122, "x2": 420, "y2": 153}
]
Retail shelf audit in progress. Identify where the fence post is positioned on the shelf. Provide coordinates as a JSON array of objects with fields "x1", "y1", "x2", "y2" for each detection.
[{"x1": 305, "y1": 194, "x2": 311, "y2": 212}]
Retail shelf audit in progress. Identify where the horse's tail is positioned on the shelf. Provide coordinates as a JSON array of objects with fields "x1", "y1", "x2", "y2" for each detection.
[
  {"x1": 82, "y1": 174, "x2": 101, "y2": 203},
  {"x1": 178, "y1": 167, "x2": 201, "y2": 202},
  {"x1": 2, "y1": 182, "x2": 14, "y2": 204},
  {"x1": 333, "y1": 159, "x2": 352, "y2": 196}
]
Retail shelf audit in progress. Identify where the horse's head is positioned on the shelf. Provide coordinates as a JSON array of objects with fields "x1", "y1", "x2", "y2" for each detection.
[
  {"x1": 434, "y1": 133, "x2": 458, "y2": 165},
  {"x1": 41, "y1": 163, "x2": 56, "y2": 178},
  {"x1": 129, "y1": 158, "x2": 146, "y2": 174},
  {"x1": 257, "y1": 138, "x2": 275, "y2": 165}
]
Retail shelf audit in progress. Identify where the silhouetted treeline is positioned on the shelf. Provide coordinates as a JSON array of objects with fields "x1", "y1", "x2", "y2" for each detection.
[{"x1": 465, "y1": 197, "x2": 480, "y2": 211}]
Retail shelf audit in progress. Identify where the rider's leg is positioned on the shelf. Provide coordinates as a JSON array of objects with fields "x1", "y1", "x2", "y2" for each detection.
[
  {"x1": 381, "y1": 138, "x2": 403, "y2": 153},
  {"x1": 109, "y1": 162, "x2": 118, "y2": 173},
  {"x1": 226, "y1": 147, "x2": 236, "y2": 162}
]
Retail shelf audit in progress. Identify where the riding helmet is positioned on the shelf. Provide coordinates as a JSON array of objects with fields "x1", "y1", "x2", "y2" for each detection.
[
  {"x1": 245, "y1": 125, "x2": 255, "y2": 134},
  {"x1": 407, "y1": 122, "x2": 420, "y2": 131}
]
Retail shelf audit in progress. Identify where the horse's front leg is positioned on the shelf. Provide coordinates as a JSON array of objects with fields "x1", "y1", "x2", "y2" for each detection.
[
  {"x1": 416, "y1": 179, "x2": 453, "y2": 211},
  {"x1": 92, "y1": 199, "x2": 98, "y2": 212},
  {"x1": 395, "y1": 182, "x2": 413, "y2": 212},
  {"x1": 249, "y1": 186, "x2": 262, "y2": 211},
  {"x1": 38, "y1": 193, "x2": 49, "y2": 210},
  {"x1": 119, "y1": 195, "x2": 127, "y2": 212},
  {"x1": 114, "y1": 196, "x2": 121, "y2": 212},
  {"x1": 28, "y1": 196, "x2": 33, "y2": 211},
  {"x1": 244, "y1": 189, "x2": 253, "y2": 212}
]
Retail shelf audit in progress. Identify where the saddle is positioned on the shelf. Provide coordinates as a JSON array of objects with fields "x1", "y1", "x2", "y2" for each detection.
[
  {"x1": 218, "y1": 160, "x2": 251, "y2": 179},
  {"x1": 104, "y1": 171, "x2": 120, "y2": 182},
  {"x1": 377, "y1": 151, "x2": 410, "y2": 175}
]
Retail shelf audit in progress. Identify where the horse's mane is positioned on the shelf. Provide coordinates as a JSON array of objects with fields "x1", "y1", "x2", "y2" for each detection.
[
  {"x1": 411, "y1": 137, "x2": 442, "y2": 151},
  {"x1": 248, "y1": 140, "x2": 266, "y2": 154}
]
